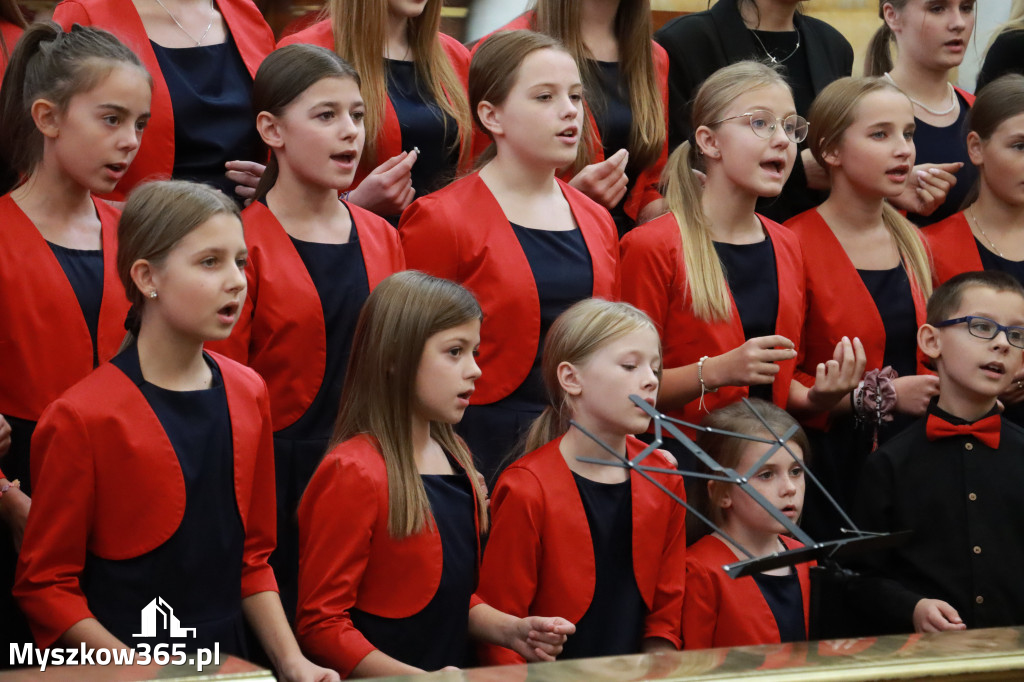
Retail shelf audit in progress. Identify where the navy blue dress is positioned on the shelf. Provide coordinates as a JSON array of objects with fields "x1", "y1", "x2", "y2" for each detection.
[
  {"x1": 752, "y1": 569, "x2": 806, "y2": 643},
  {"x1": 151, "y1": 36, "x2": 260, "y2": 201},
  {"x1": 590, "y1": 60, "x2": 637, "y2": 237},
  {"x1": 559, "y1": 473, "x2": 646, "y2": 659},
  {"x1": 457, "y1": 223, "x2": 593, "y2": 484},
  {"x1": 271, "y1": 211, "x2": 370, "y2": 620},
  {"x1": 715, "y1": 236, "x2": 780, "y2": 404},
  {"x1": 386, "y1": 58, "x2": 459, "y2": 223},
  {"x1": 906, "y1": 93, "x2": 977, "y2": 227},
  {"x1": 84, "y1": 344, "x2": 246, "y2": 654},
  {"x1": 351, "y1": 471, "x2": 477, "y2": 670}
]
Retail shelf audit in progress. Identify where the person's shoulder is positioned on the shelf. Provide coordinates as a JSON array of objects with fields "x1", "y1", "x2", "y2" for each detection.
[
  {"x1": 319, "y1": 434, "x2": 386, "y2": 479},
  {"x1": 277, "y1": 19, "x2": 332, "y2": 48},
  {"x1": 655, "y1": 7, "x2": 715, "y2": 42},
  {"x1": 795, "y1": 12, "x2": 852, "y2": 51},
  {"x1": 208, "y1": 351, "x2": 268, "y2": 393},
  {"x1": 437, "y1": 31, "x2": 469, "y2": 58},
  {"x1": 999, "y1": 418, "x2": 1024, "y2": 448},
  {"x1": 687, "y1": 534, "x2": 732, "y2": 568}
]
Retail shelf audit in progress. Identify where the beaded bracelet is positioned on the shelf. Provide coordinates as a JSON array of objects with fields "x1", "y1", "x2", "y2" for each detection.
[
  {"x1": 697, "y1": 355, "x2": 718, "y2": 413},
  {"x1": 0, "y1": 479, "x2": 21, "y2": 505}
]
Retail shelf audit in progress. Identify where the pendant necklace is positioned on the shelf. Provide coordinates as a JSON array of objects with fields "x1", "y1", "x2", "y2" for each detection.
[
  {"x1": 883, "y1": 73, "x2": 956, "y2": 116},
  {"x1": 749, "y1": 27, "x2": 801, "y2": 65},
  {"x1": 153, "y1": 0, "x2": 215, "y2": 46}
]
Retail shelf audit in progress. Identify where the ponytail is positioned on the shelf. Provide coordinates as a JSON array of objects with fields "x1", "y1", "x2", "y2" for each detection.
[
  {"x1": 882, "y1": 202, "x2": 933, "y2": 299},
  {"x1": 864, "y1": 24, "x2": 894, "y2": 77},
  {"x1": 0, "y1": 22, "x2": 147, "y2": 194}
]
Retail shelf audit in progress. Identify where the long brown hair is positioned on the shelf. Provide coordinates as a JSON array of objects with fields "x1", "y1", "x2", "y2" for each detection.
[
  {"x1": 807, "y1": 76, "x2": 933, "y2": 298},
  {"x1": 963, "y1": 73, "x2": 1024, "y2": 206},
  {"x1": 523, "y1": 298, "x2": 659, "y2": 453},
  {"x1": 251, "y1": 44, "x2": 361, "y2": 202},
  {"x1": 0, "y1": 22, "x2": 150, "y2": 194},
  {"x1": 330, "y1": 271, "x2": 488, "y2": 538},
  {"x1": 662, "y1": 61, "x2": 790, "y2": 322},
  {"x1": 530, "y1": 0, "x2": 664, "y2": 171},
  {"x1": 327, "y1": 0, "x2": 472, "y2": 169}
]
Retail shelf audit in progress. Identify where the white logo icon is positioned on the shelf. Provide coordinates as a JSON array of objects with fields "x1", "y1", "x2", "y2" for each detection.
[{"x1": 133, "y1": 597, "x2": 197, "y2": 639}]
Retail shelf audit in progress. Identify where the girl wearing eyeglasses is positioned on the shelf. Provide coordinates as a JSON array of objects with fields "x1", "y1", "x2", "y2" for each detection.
[
  {"x1": 620, "y1": 61, "x2": 864, "y2": 474},
  {"x1": 786, "y1": 76, "x2": 936, "y2": 542},
  {"x1": 925, "y1": 74, "x2": 1024, "y2": 424}
]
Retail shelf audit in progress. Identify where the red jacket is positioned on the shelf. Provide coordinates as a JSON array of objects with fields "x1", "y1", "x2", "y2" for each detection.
[
  {"x1": 619, "y1": 211, "x2": 805, "y2": 426},
  {"x1": 52, "y1": 0, "x2": 275, "y2": 201},
  {"x1": 476, "y1": 435, "x2": 687, "y2": 665},
  {"x1": 295, "y1": 434, "x2": 484, "y2": 678},
  {"x1": 0, "y1": 194, "x2": 129, "y2": 422},
  {"x1": 922, "y1": 211, "x2": 983, "y2": 286},
  {"x1": 14, "y1": 353, "x2": 277, "y2": 648},
  {"x1": 683, "y1": 534, "x2": 812, "y2": 649},
  {"x1": 475, "y1": 11, "x2": 670, "y2": 222},
  {"x1": 206, "y1": 200, "x2": 405, "y2": 431},
  {"x1": 400, "y1": 172, "x2": 619, "y2": 404},
  {"x1": 278, "y1": 22, "x2": 482, "y2": 188},
  {"x1": 786, "y1": 208, "x2": 929, "y2": 427},
  {"x1": 0, "y1": 20, "x2": 24, "y2": 88}
]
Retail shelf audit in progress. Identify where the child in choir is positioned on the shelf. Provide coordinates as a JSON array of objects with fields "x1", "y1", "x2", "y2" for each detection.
[
  {"x1": 279, "y1": 0, "x2": 476, "y2": 219},
  {"x1": 924, "y1": 75, "x2": 1024, "y2": 424},
  {"x1": 683, "y1": 400, "x2": 814, "y2": 649},
  {"x1": 0, "y1": 22, "x2": 150, "y2": 649},
  {"x1": 865, "y1": 0, "x2": 975, "y2": 226},
  {"x1": 207, "y1": 43, "x2": 405, "y2": 619},
  {"x1": 481, "y1": 0, "x2": 670, "y2": 234},
  {"x1": 400, "y1": 30, "x2": 619, "y2": 483},
  {"x1": 15, "y1": 180, "x2": 336, "y2": 682},
  {"x1": 786, "y1": 76, "x2": 937, "y2": 540},
  {"x1": 849, "y1": 271, "x2": 1024, "y2": 633},
  {"x1": 476, "y1": 299, "x2": 687, "y2": 664},
  {"x1": 296, "y1": 271, "x2": 573, "y2": 678},
  {"x1": 619, "y1": 61, "x2": 864, "y2": 467}
]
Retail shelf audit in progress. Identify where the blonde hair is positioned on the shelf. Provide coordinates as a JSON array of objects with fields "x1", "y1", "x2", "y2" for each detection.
[
  {"x1": 531, "y1": 0, "x2": 665, "y2": 172},
  {"x1": 523, "y1": 298, "x2": 659, "y2": 453},
  {"x1": 808, "y1": 76, "x2": 933, "y2": 298},
  {"x1": 327, "y1": 0, "x2": 472, "y2": 169},
  {"x1": 985, "y1": 0, "x2": 1024, "y2": 54},
  {"x1": 470, "y1": 29, "x2": 592, "y2": 173},
  {"x1": 330, "y1": 271, "x2": 488, "y2": 538},
  {"x1": 662, "y1": 61, "x2": 790, "y2": 322},
  {"x1": 693, "y1": 399, "x2": 810, "y2": 539}
]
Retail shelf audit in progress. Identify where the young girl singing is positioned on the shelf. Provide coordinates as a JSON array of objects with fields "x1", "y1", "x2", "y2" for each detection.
[
  {"x1": 0, "y1": 22, "x2": 150, "y2": 648},
  {"x1": 865, "y1": 0, "x2": 976, "y2": 226},
  {"x1": 279, "y1": 0, "x2": 476, "y2": 219},
  {"x1": 476, "y1": 298, "x2": 687, "y2": 664},
  {"x1": 15, "y1": 180, "x2": 335, "y2": 682},
  {"x1": 296, "y1": 271, "x2": 573, "y2": 677},
  {"x1": 786, "y1": 76, "x2": 937, "y2": 539},
  {"x1": 482, "y1": 0, "x2": 669, "y2": 234},
  {"x1": 684, "y1": 399, "x2": 814, "y2": 649},
  {"x1": 619, "y1": 61, "x2": 864, "y2": 467},
  {"x1": 924, "y1": 74, "x2": 1024, "y2": 423},
  {"x1": 400, "y1": 30, "x2": 619, "y2": 484},
  {"x1": 207, "y1": 43, "x2": 405, "y2": 618}
]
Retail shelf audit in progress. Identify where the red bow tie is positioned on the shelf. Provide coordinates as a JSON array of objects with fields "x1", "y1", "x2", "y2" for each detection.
[{"x1": 925, "y1": 413, "x2": 1001, "y2": 449}]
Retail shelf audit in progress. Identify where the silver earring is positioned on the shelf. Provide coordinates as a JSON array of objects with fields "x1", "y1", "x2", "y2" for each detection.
[{"x1": 148, "y1": 291, "x2": 158, "y2": 299}]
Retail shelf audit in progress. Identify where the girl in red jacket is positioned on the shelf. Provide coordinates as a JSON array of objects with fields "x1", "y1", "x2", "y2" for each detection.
[
  {"x1": 0, "y1": 22, "x2": 150, "y2": 648},
  {"x1": 683, "y1": 399, "x2": 814, "y2": 649},
  {"x1": 619, "y1": 61, "x2": 864, "y2": 469},
  {"x1": 400, "y1": 30, "x2": 619, "y2": 484},
  {"x1": 477, "y1": 298, "x2": 687, "y2": 664},
  {"x1": 296, "y1": 271, "x2": 573, "y2": 678},
  {"x1": 15, "y1": 180, "x2": 334, "y2": 682},
  {"x1": 207, "y1": 44, "x2": 405, "y2": 619}
]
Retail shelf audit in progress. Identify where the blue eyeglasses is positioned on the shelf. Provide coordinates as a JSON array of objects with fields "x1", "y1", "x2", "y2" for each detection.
[{"x1": 934, "y1": 316, "x2": 1024, "y2": 349}]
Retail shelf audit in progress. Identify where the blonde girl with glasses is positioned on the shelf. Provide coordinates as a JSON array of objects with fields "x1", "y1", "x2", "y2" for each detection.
[
  {"x1": 620, "y1": 61, "x2": 864, "y2": 472},
  {"x1": 786, "y1": 76, "x2": 936, "y2": 540}
]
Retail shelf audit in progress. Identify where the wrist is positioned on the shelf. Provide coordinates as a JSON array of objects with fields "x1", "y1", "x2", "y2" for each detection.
[{"x1": 698, "y1": 355, "x2": 720, "y2": 392}]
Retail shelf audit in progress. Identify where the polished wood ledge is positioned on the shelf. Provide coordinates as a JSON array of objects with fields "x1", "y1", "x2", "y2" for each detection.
[
  {"x1": 0, "y1": 655, "x2": 274, "y2": 681},
  {"x1": 381, "y1": 627, "x2": 1024, "y2": 682}
]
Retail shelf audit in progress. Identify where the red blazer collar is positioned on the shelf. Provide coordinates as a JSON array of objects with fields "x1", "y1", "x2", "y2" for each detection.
[
  {"x1": 923, "y1": 211, "x2": 983, "y2": 285},
  {"x1": 0, "y1": 195, "x2": 128, "y2": 418},
  {"x1": 525, "y1": 434, "x2": 673, "y2": 622},
  {"x1": 792, "y1": 208, "x2": 928, "y2": 373}
]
